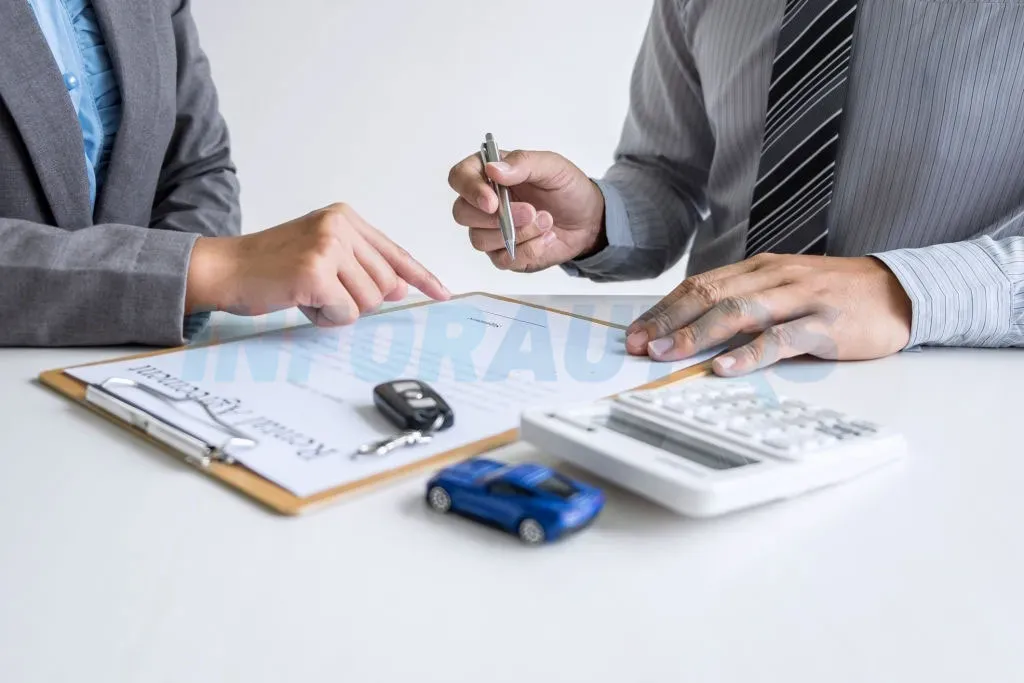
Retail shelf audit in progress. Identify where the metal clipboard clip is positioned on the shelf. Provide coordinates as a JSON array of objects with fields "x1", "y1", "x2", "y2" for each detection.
[{"x1": 83, "y1": 377, "x2": 258, "y2": 470}]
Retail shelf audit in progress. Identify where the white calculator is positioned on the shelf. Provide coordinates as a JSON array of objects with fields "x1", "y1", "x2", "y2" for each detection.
[{"x1": 519, "y1": 378, "x2": 907, "y2": 517}]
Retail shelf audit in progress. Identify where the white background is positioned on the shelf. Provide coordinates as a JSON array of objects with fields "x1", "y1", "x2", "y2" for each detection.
[{"x1": 189, "y1": 0, "x2": 689, "y2": 296}]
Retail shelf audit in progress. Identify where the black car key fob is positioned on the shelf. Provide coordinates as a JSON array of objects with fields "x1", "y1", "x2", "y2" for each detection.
[{"x1": 372, "y1": 380, "x2": 454, "y2": 433}]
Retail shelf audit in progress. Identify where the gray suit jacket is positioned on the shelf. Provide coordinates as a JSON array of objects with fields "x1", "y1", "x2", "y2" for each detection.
[{"x1": 0, "y1": 0, "x2": 240, "y2": 346}]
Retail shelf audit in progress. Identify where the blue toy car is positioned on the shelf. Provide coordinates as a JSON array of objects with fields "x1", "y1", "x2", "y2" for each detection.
[{"x1": 425, "y1": 458, "x2": 604, "y2": 544}]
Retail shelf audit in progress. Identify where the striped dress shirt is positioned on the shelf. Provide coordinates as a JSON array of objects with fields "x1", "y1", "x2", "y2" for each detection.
[{"x1": 566, "y1": 0, "x2": 1024, "y2": 349}]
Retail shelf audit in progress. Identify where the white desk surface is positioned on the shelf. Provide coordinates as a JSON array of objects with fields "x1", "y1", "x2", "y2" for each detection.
[{"x1": 1, "y1": 295, "x2": 1021, "y2": 683}]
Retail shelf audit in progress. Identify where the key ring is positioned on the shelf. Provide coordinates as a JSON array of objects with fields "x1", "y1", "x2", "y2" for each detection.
[{"x1": 350, "y1": 413, "x2": 447, "y2": 460}]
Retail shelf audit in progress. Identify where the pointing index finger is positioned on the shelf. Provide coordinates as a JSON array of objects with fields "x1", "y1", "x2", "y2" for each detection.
[
  {"x1": 361, "y1": 230, "x2": 451, "y2": 302},
  {"x1": 346, "y1": 208, "x2": 452, "y2": 302}
]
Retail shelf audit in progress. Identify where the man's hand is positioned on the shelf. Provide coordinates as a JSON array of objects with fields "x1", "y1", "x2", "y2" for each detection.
[
  {"x1": 447, "y1": 149, "x2": 607, "y2": 272},
  {"x1": 186, "y1": 203, "x2": 450, "y2": 325},
  {"x1": 625, "y1": 254, "x2": 913, "y2": 375}
]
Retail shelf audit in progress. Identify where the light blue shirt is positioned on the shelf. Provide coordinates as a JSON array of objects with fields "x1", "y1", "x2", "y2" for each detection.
[{"x1": 26, "y1": 0, "x2": 122, "y2": 212}]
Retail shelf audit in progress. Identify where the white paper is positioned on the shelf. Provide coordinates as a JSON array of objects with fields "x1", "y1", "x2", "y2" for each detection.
[{"x1": 68, "y1": 295, "x2": 719, "y2": 498}]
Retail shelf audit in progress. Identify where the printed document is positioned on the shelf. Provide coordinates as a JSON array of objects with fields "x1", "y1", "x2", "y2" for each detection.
[{"x1": 68, "y1": 295, "x2": 718, "y2": 498}]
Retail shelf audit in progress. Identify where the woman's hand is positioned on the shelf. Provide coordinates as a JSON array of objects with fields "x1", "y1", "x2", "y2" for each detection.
[{"x1": 186, "y1": 203, "x2": 450, "y2": 325}]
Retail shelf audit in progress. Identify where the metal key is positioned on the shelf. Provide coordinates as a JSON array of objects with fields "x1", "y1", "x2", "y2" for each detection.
[
  {"x1": 354, "y1": 429, "x2": 434, "y2": 458},
  {"x1": 352, "y1": 413, "x2": 446, "y2": 459}
]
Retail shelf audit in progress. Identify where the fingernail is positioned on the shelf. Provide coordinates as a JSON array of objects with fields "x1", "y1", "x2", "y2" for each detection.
[
  {"x1": 489, "y1": 161, "x2": 512, "y2": 173},
  {"x1": 648, "y1": 337, "x2": 674, "y2": 357},
  {"x1": 715, "y1": 355, "x2": 737, "y2": 371},
  {"x1": 626, "y1": 331, "x2": 648, "y2": 349},
  {"x1": 543, "y1": 231, "x2": 557, "y2": 245},
  {"x1": 537, "y1": 212, "x2": 553, "y2": 231}
]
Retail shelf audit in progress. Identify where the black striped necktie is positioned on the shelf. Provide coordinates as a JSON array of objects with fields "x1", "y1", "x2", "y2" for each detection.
[{"x1": 745, "y1": 0, "x2": 860, "y2": 257}]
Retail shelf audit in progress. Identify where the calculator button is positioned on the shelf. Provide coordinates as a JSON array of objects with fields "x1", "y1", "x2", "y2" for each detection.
[
  {"x1": 752, "y1": 425, "x2": 785, "y2": 439},
  {"x1": 778, "y1": 425, "x2": 814, "y2": 437},
  {"x1": 817, "y1": 425, "x2": 857, "y2": 440},
  {"x1": 729, "y1": 422, "x2": 768, "y2": 438},
  {"x1": 763, "y1": 435, "x2": 811, "y2": 456},
  {"x1": 391, "y1": 381, "x2": 421, "y2": 393}
]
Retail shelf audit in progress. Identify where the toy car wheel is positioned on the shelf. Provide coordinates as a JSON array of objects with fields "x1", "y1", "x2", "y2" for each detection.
[
  {"x1": 518, "y1": 518, "x2": 546, "y2": 545},
  {"x1": 427, "y1": 486, "x2": 452, "y2": 513}
]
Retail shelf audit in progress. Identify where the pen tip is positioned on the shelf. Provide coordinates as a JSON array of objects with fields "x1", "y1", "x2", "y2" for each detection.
[{"x1": 486, "y1": 132, "x2": 495, "y2": 142}]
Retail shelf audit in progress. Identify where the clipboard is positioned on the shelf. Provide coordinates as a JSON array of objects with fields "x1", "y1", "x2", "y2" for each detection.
[{"x1": 38, "y1": 293, "x2": 714, "y2": 516}]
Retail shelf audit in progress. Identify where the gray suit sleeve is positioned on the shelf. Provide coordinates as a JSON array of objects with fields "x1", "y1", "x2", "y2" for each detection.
[
  {"x1": 153, "y1": 0, "x2": 242, "y2": 341},
  {"x1": 562, "y1": 0, "x2": 711, "y2": 282},
  {"x1": 0, "y1": 0, "x2": 239, "y2": 347}
]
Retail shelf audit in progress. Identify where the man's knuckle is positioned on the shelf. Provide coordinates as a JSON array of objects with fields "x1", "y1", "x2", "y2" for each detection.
[
  {"x1": 468, "y1": 230, "x2": 487, "y2": 251},
  {"x1": 779, "y1": 262, "x2": 809, "y2": 279},
  {"x1": 675, "y1": 325, "x2": 699, "y2": 348},
  {"x1": 545, "y1": 164, "x2": 575, "y2": 190},
  {"x1": 740, "y1": 342, "x2": 765, "y2": 364},
  {"x1": 685, "y1": 278, "x2": 721, "y2": 308},
  {"x1": 447, "y1": 165, "x2": 461, "y2": 189},
  {"x1": 764, "y1": 324, "x2": 796, "y2": 349},
  {"x1": 489, "y1": 253, "x2": 509, "y2": 270},
  {"x1": 648, "y1": 309, "x2": 676, "y2": 335},
  {"x1": 523, "y1": 240, "x2": 546, "y2": 262},
  {"x1": 506, "y1": 149, "x2": 528, "y2": 165},
  {"x1": 748, "y1": 252, "x2": 779, "y2": 268},
  {"x1": 716, "y1": 296, "x2": 750, "y2": 318}
]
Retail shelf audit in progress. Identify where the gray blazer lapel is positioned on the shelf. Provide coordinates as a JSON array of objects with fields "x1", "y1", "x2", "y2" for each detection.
[
  {"x1": 0, "y1": 0, "x2": 92, "y2": 227},
  {"x1": 91, "y1": 0, "x2": 161, "y2": 225}
]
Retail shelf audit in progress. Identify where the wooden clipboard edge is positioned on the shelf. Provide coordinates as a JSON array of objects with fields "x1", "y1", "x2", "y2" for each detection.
[{"x1": 38, "y1": 292, "x2": 714, "y2": 516}]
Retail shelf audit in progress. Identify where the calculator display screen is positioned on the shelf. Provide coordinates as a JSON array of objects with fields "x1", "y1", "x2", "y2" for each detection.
[{"x1": 601, "y1": 415, "x2": 758, "y2": 471}]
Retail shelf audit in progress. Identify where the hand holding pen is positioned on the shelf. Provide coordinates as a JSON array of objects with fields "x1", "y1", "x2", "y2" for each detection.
[
  {"x1": 479, "y1": 134, "x2": 517, "y2": 260},
  {"x1": 449, "y1": 138, "x2": 607, "y2": 272}
]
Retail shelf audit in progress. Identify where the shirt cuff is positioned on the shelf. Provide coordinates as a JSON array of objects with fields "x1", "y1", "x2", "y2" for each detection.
[
  {"x1": 872, "y1": 240, "x2": 1012, "y2": 348},
  {"x1": 183, "y1": 312, "x2": 212, "y2": 342},
  {"x1": 560, "y1": 179, "x2": 637, "y2": 281}
]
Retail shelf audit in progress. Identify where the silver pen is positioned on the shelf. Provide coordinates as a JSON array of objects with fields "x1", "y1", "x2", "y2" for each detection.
[{"x1": 480, "y1": 133, "x2": 516, "y2": 260}]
